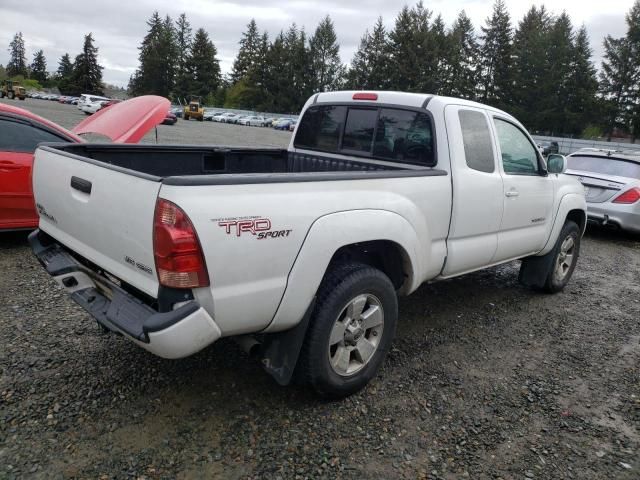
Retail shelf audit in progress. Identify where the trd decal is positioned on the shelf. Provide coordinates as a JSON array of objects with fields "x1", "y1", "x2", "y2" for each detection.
[{"x1": 214, "y1": 216, "x2": 292, "y2": 240}]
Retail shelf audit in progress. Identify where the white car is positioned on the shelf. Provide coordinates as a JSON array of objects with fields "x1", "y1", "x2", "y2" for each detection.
[
  {"x1": 77, "y1": 93, "x2": 109, "y2": 111},
  {"x1": 241, "y1": 115, "x2": 266, "y2": 127},
  {"x1": 81, "y1": 100, "x2": 107, "y2": 115},
  {"x1": 213, "y1": 112, "x2": 237, "y2": 123},
  {"x1": 30, "y1": 90, "x2": 586, "y2": 398}
]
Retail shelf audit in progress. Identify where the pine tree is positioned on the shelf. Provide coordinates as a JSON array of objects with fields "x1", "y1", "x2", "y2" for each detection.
[
  {"x1": 186, "y1": 28, "x2": 221, "y2": 99},
  {"x1": 69, "y1": 33, "x2": 104, "y2": 95},
  {"x1": 30, "y1": 50, "x2": 48, "y2": 84},
  {"x1": 479, "y1": 0, "x2": 512, "y2": 108},
  {"x1": 625, "y1": 0, "x2": 640, "y2": 140},
  {"x1": 388, "y1": 6, "x2": 420, "y2": 92},
  {"x1": 600, "y1": 36, "x2": 633, "y2": 137},
  {"x1": 57, "y1": 53, "x2": 73, "y2": 78},
  {"x1": 7, "y1": 32, "x2": 27, "y2": 78},
  {"x1": 129, "y1": 12, "x2": 178, "y2": 97},
  {"x1": 443, "y1": 11, "x2": 479, "y2": 99},
  {"x1": 347, "y1": 17, "x2": 390, "y2": 90},
  {"x1": 510, "y1": 6, "x2": 552, "y2": 129},
  {"x1": 565, "y1": 26, "x2": 599, "y2": 135},
  {"x1": 231, "y1": 19, "x2": 261, "y2": 84},
  {"x1": 309, "y1": 16, "x2": 345, "y2": 92},
  {"x1": 542, "y1": 12, "x2": 575, "y2": 134},
  {"x1": 174, "y1": 13, "x2": 192, "y2": 101}
]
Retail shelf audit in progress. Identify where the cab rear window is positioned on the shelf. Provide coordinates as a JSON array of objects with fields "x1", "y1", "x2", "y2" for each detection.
[{"x1": 294, "y1": 104, "x2": 435, "y2": 166}]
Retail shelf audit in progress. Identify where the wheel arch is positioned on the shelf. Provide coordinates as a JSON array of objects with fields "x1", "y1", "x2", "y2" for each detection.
[
  {"x1": 538, "y1": 193, "x2": 587, "y2": 256},
  {"x1": 264, "y1": 209, "x2": 424, "y2": 333}
]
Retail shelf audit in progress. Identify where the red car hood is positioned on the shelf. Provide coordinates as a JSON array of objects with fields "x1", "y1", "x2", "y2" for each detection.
[{"x1": 72, "y1": 95, "x2": 170, "y2": 143}]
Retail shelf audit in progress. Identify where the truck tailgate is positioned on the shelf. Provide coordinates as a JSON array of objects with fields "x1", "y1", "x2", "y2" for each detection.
[{"x1": 32, "y1": 146, "x2": 162, "y2": 297}]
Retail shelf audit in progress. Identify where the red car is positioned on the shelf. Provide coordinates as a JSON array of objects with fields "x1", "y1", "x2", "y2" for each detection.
[{"x1": 0, "y1": 95, "x2": 169, "y2": 231}]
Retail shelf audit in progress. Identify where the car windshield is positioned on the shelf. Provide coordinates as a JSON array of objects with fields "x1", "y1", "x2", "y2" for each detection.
[{"x1": 567, "y1": 155, "x2": 640, "y2": 179}]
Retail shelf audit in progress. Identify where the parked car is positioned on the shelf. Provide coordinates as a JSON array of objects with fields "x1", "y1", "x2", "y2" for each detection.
[
  {"x1": 203, "y1": 109, "x2": 217, "y2": 121},
  {"x1": 565, "y1": 148, "x2": 640, "y2": 234},
  {"x1": 162, "y1": 111, "x2": 178, "y2": 125},
  {"x1": 28, "y1": 91, "x2": 586, "y2": 398},
  {"x1": 264, "y1": 117, "x2": 277, "y2": 127},
  {"x1": 0, "y1": 96, "x2": 170, "y2": 231},
  {"x1": 77, "y1": 93, "x2": 110, "y2": 111},
  {"x1": 235, "y1": 115, "x2": 252, "y2": 125},
  {"x1": 215, "y1": 112, "x2": 238, "y2": 123},
  {"x1": 170, "y1": 106, "x2": 183, "y2": 118},
  {"x1": 289, "y1": 121, "x2": 297, "y2": 132},
  {"x1": 539, "y1": 141, "x2": 559, "y2": 156},
  {"x1": 81, "y1": 100, "x2": 108, "y2": 115},
  {"x1": 242, "y1": 116, "x2": 266, "y2": 127},
  {"x1": 99, "y1": 99, "x2": 123, "y2": 111},
  {"x1": 274, "y1": 118, "x2": 294, "y2": 130}
]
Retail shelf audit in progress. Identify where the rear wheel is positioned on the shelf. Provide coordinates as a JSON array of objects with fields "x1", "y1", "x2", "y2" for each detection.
[
  {"x1": 8, "y1": 91, "x2": 15, "y2": 99},
  {"x1": 298, "y1": 263, "x2": 398, "y2": 398},
  {"x1": 184, "y1": 114, "x2": 189, "y2": 120}
]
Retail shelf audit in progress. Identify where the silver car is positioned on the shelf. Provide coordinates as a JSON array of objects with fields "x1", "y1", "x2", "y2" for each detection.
[{"x1": 565, "y1": 148, "x2": 640, "y2": 234}]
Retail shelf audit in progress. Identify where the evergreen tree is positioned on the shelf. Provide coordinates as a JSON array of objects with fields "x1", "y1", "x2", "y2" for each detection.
[
  {"x1": 443, "y1": 11, "x2": 479, "y2": 99},
  {"x1": 69, "y1": 33, "x2": 104, "y2": 95},
  {"x1": 129, "y1": 12, "x2": 178, "y2": 97},
  {"x1": 57, "y1": 53, "x2": 73, "y2": 78},
  {"x1": 174, "y1": 13, "x2": 192, "y2": 101},
  {"x1": 231, "y1": 19, "x2": 261, "y2": 84},
  {"x1": 30, "y1": 49, "x2": 48, "y2": 84},
  {"x1": 347, "y1": 17, "x2": 390, "y2": 90},
  {"x1": 542, "y1": 12, "x2": 575, "y2": 134},
  {"x1": 565, "y1": 26, "x2": 599, "y2": 135},
  {"x1": 625, "y1": 1, "x2": 640, "y2": 140},
  {"x1": 479, "y1": 0, "x2": 512, "y2": 108},
  {"x1": 510, "y1": 6, "x2": 552, "y2": 130},
  {"x1": 7, "y1": 32, "x2": 27, "y2": 78},
  {"x1": 308, "y1": 16, "x2": 345, "y2": 92},
  {"x1": 186, "y1": 28, "x2": 221, "y2": 99}
]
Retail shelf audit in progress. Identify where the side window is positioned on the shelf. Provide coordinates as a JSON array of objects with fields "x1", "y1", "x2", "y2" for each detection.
[
  {"x1": 0, "y1": 119, "x2": 68, "y2": 152},
  {"x1": 294, "y1": 105, "x2": 346, "y2": 152},
  {"x1": 494, "y1": 118, "x2": 540, "y2": 175},
  {"x1": 342, "y1": 108, "x2": 377, "y2": 153},
  {"x1": 374, "y1": 109, "x2": 434, "y2": 165},
  {"x1": 459, "y1": 110, "x2": 494, "y2": 173}
]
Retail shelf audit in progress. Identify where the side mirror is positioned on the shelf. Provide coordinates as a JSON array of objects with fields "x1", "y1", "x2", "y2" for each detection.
[{"x1": 547, "y1": 154, "x2": 566, "y2": 174}]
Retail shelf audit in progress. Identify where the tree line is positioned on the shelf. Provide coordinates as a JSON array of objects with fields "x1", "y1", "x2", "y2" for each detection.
[
  {"x1": 2, "y1": 1, "x2": 639, "y2": 139},
  {"x1": 2, "y1": 31, "x2": 104, "y2": 95}
]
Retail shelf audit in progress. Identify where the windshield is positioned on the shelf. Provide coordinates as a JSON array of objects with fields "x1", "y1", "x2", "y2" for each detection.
[{"x1": 567, "y1": 155, "x2": 640, "y2": 179}]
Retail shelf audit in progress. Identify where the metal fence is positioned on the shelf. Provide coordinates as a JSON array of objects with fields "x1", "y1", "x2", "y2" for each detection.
[{"x1": 532, "y1": 135, "x2": 640, "y2": 155}]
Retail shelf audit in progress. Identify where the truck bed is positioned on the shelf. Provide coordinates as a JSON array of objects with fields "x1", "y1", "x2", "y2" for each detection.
[{"x1": 41, "y1": 143, "x2": 437, "y2": 186}]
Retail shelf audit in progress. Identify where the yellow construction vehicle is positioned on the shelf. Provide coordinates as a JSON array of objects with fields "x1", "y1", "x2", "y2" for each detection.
[
  {"x1": 183, "y1": 96, "x2": 204, "y2": 121},
  {"x1": 0, "y1": 80, "x2": 27, "y2": 100}
]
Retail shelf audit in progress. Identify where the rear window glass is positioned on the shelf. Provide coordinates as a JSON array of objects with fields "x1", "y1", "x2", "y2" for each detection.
[
  {"x1": 459, "y1": 110, "x2": 494, "y2": 173},
  {"x1": 0, "y1": 119, "x2": 68, "y2": 152},
  {"x1": 343, "y1": 108, "x2": 377, "y2": 153},
  {"x1": 294, "y1": 105, "x2": 346, "y2": 152},
  {"x1": 374, "y1": 109, "x2": 433, "y2": 164},
  {"x1": 567, "y1": 156, "x2": 640, "y2": 179}
]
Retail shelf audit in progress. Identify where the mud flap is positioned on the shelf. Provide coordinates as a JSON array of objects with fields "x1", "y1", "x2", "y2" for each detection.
[
  {"x1": 518, "y1": 251, "x2": 555, "y2": 289},
  {"x1": 259, "y1": 299, "x2": 316, "y2": 386}
]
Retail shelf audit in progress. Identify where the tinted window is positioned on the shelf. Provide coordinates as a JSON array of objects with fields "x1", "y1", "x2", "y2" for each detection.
[
  {"x1": 373, "y1": 109, "x2": 434, "y2": 165},
  {"x1": 494, "y1": 118, "x2": 540, "y2": 175},
  {"x1": 567, "y1": 156, "x2": 640, "y2": 179},
  {"x1": 0, "y1": 119, "x2": 68, "y2": 152},
  {"x1": 294, "y1": 105, "x2": 346, "y2": 152},
  {"x1": 342, "y1": 108, "x2": 377, "y2": 153},
  {"x1": 459, "y1": 110, "x2": 494, "y2": 173}
]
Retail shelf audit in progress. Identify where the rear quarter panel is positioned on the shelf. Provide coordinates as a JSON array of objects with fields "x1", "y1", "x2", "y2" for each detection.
[{"x1": 159, "y1": 174, "x2": 451, "y2": 336}]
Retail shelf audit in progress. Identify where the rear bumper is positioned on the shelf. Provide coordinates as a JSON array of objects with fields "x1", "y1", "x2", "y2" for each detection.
[
  {"x1": 586, "y1": 203, "x2": 640, "y2": 234},
  {"x1": 29, "y1": 230, "x2": 221, "y2": 359}
]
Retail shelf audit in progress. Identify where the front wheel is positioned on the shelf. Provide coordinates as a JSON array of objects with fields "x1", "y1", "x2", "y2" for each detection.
[
  {"x1": 8, "y1": 91, "x2": 15, "y2": 99},
  {"x1": 298, "y1": 263, "x2": 398, "y2": 398}
]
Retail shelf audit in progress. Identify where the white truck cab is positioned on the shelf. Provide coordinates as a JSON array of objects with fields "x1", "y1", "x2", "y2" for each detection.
[{"x1": 30, "y1": 91, "x2": 586, "y2": 398}]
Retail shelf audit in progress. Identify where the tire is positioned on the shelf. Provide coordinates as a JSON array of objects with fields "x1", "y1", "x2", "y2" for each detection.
[
  {"x1": 298, "y1": 263, "x2": 398, "y2": 399},
  {"x1": 521, "y1": 220, "x2": 580, "y2": 294},
  {"x1": 8, "y1": 91, "x2": 15, "y2": 99},
  {"x1": 184, "y1": 114, "x2": 189, "y2": 120}
]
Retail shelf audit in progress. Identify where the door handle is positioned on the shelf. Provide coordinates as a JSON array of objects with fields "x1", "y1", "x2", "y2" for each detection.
[
  {"x1": 0, "y1": 161, "x2": 22, "y2": 171},
  {"x1": 505, "y1": 190, "x2": 519, "y2": 197},
  {"x1": 70, "y1": 176, "x2": 92, "y2": 194}
]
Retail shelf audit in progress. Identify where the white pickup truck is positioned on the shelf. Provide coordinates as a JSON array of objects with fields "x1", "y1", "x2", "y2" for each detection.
[{"x1": 30, "y1": 91, "x2": 586, "y2": 398}]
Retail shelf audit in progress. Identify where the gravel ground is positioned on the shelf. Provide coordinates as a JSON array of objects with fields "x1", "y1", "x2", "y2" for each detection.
[{"x1": 1, "y1": 98, "x2": 639, "y2": 479}]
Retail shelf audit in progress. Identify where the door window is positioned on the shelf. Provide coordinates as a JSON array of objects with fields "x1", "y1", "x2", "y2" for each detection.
[
  {"x1": 0, "y1": 119, "x2": 68, "y2": 153},
  {"x1": 459, "y1": 110, "x2": 495, "y2": 173},
  {"x1": 494, "y1": 118, "x2": 540, "y2": 175}
]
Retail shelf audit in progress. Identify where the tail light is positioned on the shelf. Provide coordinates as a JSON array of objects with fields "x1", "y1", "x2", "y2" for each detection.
[
  {"x1": 353, "y1": 92, "x2": 378, "y2": 101},
  {"x1": 612, "y1": 187, "x2": 640, "y2": 204},
  {"x1": 153, "y1": 198, "x2": 209, "y2": 288}
]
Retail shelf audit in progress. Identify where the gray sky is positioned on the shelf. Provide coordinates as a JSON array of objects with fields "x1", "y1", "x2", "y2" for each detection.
[{"x1": 0, "y1": 0, "x2": 635, "y2": 87}]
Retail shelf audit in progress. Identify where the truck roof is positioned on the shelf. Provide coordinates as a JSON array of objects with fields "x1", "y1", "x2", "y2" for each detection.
[{"x1": 312, "y1": 91, "x2": 514, "y2": 119}]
